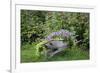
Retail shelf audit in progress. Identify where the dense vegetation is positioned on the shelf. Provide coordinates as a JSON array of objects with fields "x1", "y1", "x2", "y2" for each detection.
[{"x1": 21, "y1": 10, "x2": 89, "y2": 63}]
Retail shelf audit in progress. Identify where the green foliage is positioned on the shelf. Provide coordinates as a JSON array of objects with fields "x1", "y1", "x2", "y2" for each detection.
[
  {"x1": 21, "y1": 10, "x2": 89, "y2": 62},
  {"x1": 21, "y1": 10, "x2": 47, "y2": 44},
  {"x1": 21, "y1": 44, "x2": 89, "y2": 62},
  {"x1": 35, "y1": 40, "x2": 48, "y2": 57}
]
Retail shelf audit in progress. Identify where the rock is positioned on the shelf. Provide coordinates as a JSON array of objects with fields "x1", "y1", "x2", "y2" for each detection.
[
  {"x1": 45, "y1": 40, "x2": 67, "y2": 49},
  {"x1": 44, "y1": 40, "x2": 67, "y2": 57}
]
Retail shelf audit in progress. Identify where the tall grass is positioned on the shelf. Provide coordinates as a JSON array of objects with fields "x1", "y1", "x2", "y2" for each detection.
[{"x1": 21, "y1": 43, "x2": 89, "y2": 63}]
